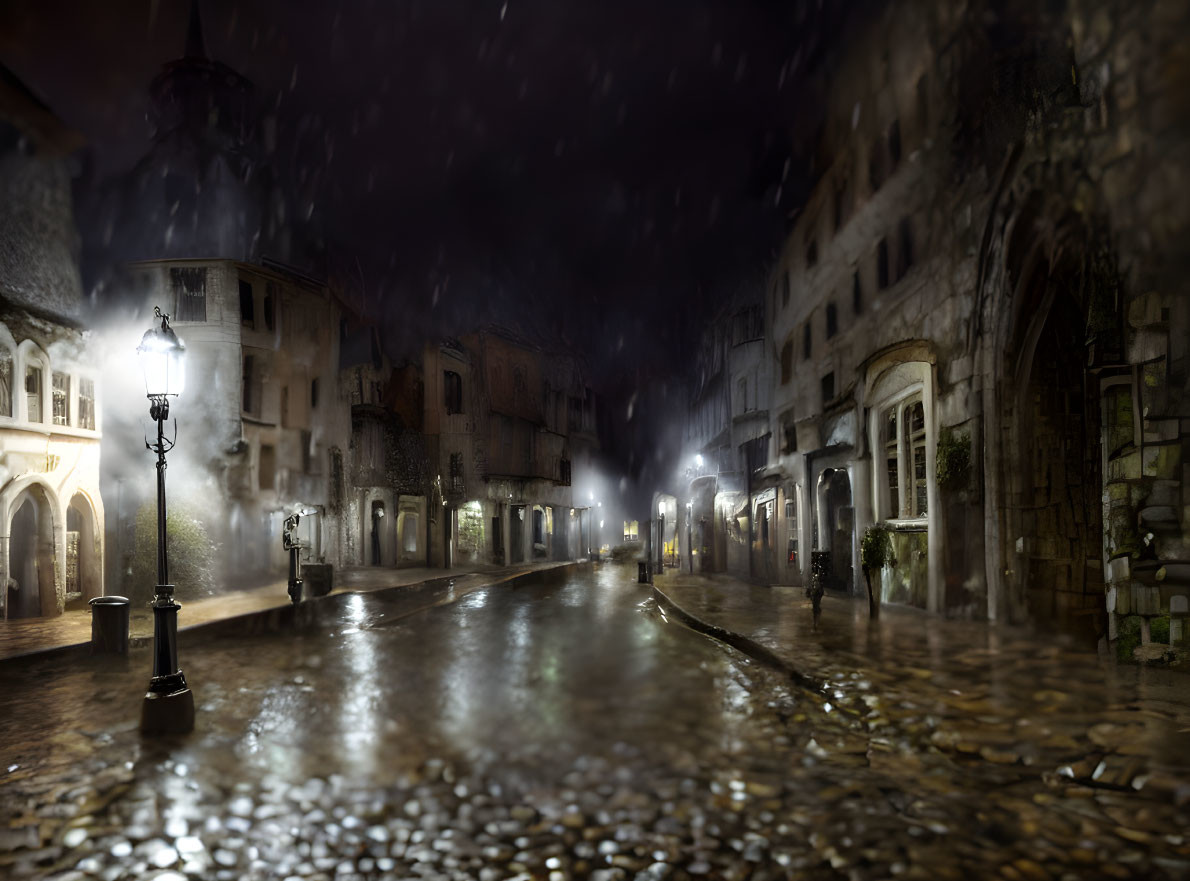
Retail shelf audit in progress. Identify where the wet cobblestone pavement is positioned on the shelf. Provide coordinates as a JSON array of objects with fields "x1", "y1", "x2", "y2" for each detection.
[
  {"x1": 2, "y1": 564, "x2": 1189, "y2": 879},
  {"x1": 0, "y1": 562, "x2": 539, "y2": 662}
]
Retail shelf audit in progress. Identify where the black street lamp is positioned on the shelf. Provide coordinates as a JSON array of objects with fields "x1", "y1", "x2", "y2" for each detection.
[{"x1": 137, "y1": 307, "x2": 194, "y2": 735}]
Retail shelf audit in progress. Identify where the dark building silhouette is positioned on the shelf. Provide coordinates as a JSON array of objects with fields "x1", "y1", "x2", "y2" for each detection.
[{"x1": 78, "y1": 0, "x2": 325, "y2": 302}]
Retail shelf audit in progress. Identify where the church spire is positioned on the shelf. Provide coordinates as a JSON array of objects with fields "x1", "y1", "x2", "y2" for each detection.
[{"x1": 184, "y1": 0, "x2": 207, "y2": 59}]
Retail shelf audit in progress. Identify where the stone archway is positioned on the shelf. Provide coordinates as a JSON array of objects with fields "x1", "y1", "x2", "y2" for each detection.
[
  {"x1": 7, "y1": 485, "x2": 57, "y2": 618},
  {"x1": 815, "y1": 468, "x2": 854, "y2": 593},
  {"x1": 1011, "y1": 274, "x2": 1105, "y2": 639},
  {"x1": 978, "y1": 180, "x2": 1123, "y2": 635},
  {"x1": 991, "y1": 241, "x2": 1108, "y2": 641},
  {"x1": 66, "y1": 492, "x2": 102, "y2": 605}
]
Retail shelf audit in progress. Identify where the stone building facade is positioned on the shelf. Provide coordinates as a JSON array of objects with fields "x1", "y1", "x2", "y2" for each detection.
[
  {"x1": 78, "y1": 0, "x2": 326, "y2": 296},
  {"x1": 422, "y1": 328, "x2": 595, "y2": 569},
  {"x1": 0, "y1": 65, "x2": 104, "y2": 618},
  {"x1": 340, "y1": 322, "x2": 428, "y2": 570},
  {"x1": 752, "y1": 0, "x2": 1189, "y2": 652},
  {"x1": 677, "y1": 295, "x2": 771, "y2": 581},
  {"x1": 106, "y1": 258, "x2": 350, "y2": 592}
]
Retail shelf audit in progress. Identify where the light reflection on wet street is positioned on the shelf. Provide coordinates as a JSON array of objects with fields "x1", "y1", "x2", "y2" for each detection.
[{"x1": 2, "y1": 563, "x2": 1189, "y2": 879}]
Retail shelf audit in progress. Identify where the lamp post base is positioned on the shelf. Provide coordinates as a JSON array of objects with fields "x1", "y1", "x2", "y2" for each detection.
[{"x1": 141, "y1": 672, "x2": 195, "y2": 735}]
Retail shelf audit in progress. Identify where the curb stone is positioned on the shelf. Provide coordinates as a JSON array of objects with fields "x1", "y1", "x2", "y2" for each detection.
[{"x1": 651, "y1": 583, "x2": 827, "y2": 696}]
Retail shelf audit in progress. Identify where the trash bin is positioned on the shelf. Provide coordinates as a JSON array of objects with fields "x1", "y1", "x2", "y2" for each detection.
[
  {"x1": 89, "y1": 595, "x2": 130, "y2": 655},
  {"x1": 638, "y1": 561, "x2": 651, "y2": 584},
  {"x1": 304, "y1": 563, "x2": 334, "y2": 597}
]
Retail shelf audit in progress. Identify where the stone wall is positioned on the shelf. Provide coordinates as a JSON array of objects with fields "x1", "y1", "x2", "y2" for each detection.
[{"x1": 750, "y1": 0, "x2": 1189, "y2": 647}]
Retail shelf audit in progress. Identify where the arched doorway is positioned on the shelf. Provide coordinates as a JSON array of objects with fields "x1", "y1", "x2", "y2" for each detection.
[
  {"x1": 1015, "y1": 286, "x2": 1104, "y2": 637},
  {"x1": 7, "y1": 486, "x2": 56, "y2": 618},
  {"x1": 369, "y1": 500, "x2": 387, "y2": 566},
  {"x1": 66, "y1": 493, "x2": 101, "y2": 606},
  {"x1": 815, "y1": 468, "x2": 854, "y2": 593}
]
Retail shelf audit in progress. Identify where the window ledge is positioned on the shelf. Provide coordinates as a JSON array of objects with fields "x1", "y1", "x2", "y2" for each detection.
[
  {"x1": 0, "y1": 419, "x2": 101, "y2": 439},
  {"x1": 883, "y1": 518, "x2": 928, "y2": 532}
]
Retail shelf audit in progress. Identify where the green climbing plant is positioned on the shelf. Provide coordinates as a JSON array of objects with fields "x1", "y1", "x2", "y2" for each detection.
[
  {"x1": 860, "y1": 525, "x2": 897, "y2": 619},
  {"x1": 936, "y1": 426, "x2": 971, "y2": 491}
]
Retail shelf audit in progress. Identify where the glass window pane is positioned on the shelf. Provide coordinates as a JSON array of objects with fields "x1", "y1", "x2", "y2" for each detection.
[
  {"x1": 52, "y1": 372, "x2": 69, "y2": 426},
  {"x1": 910, "y1": 400, "x2": 925, "y2": 435},
  {"x1": 0, "y1": 348, "x2": 11, "y2": 417},
  {"x1": 25, "y1": 365, "x2": 41, "y2": 422}
]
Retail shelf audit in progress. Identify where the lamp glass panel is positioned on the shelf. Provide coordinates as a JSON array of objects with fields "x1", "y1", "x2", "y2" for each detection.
[{"x1": 138, "y1": 328, "x2": 186, "y2": 397}]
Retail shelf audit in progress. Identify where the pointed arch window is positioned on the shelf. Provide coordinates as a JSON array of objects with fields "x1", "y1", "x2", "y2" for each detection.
[
  {"x1": 25, "y1": 364, "x2": 43, "y2": 423},
  {"x1": 880, "y1": 394, "x2": 927, "y2": 520},
  {"x1": 0, "y1": 345, "x2": 12, "y2": 417}
]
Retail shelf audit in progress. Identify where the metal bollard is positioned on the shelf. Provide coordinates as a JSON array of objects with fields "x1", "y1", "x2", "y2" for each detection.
[{"x1": 89, "y1": 595, "x2": 130, "y2": 654}]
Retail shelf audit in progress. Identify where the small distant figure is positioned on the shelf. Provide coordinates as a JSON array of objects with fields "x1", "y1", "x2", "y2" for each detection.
[
  {"x1": 806, "y1": 577, "x2": 824, "y2": 627},
  {"x1": 283, "y1": 512, "x2": 304, "y2": 605}
]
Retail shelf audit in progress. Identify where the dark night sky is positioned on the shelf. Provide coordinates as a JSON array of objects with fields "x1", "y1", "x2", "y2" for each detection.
[{"x1": 1, "y1": 0, "x2": 859, "y2": 398}]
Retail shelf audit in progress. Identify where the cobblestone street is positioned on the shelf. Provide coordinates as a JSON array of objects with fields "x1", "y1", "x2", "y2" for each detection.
[{"x1": 2, "y1": 564, "x2": 1188, "y2": 880}]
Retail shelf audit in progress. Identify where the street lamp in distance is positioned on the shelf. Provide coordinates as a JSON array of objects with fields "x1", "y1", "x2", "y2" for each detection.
[{"x1": 136, "y1": 307, "x2": 194, "y2": 735}]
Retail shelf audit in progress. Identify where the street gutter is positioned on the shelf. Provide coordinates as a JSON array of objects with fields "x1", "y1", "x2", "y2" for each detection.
[{"x1": 651, "y1": 583, "x2": 826, "y2": 696}]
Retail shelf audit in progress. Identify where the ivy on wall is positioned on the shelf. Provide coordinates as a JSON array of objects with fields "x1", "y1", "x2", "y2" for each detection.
[{"x1": 936, "y1": 426, "x2": 971, "y2": 490}]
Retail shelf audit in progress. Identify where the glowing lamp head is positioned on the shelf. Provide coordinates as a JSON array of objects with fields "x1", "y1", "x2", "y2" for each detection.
[
  {"x1": 137, "y1": 308, "x2": 186, "y2": 398},
  {"x1": 694, "y1": 454, "x2": 704, "y2": 467}
]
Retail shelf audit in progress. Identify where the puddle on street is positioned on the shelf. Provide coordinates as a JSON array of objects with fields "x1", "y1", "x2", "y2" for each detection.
[{"x1": 1, "y1": 564, "x2": 1188, "y2": 878}]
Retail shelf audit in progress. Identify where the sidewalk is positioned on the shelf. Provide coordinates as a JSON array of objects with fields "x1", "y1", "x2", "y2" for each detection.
[
  {"x1": 0, "y1": 560, "x2": 568, "y2": 663},
  {"x1": 653, "y1": 571, "x2": 1190, "y2": 803}
]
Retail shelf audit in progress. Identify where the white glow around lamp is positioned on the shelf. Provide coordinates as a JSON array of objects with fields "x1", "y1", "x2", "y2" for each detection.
[{"x1": 136, "y1": 308, "x2": 186, "y2": 399}]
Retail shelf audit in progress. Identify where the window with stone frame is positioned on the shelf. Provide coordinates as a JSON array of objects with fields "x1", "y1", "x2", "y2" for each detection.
[
  {"x1": 25, "y1": 364, "x2": 42, "y2": 423},
  {"x1": 171, "y1": 267, "x2": 207, "y2": 322},
  {"x1": 449, "y1": 452, "x2": 464, "y2": 492},
  {"x1": 444, "y1": 370, "x2": 463, "y2": 414},
  {"x1": 52, "y1": 371, "x2": 69, "y2": 426},
  {"x1": 852, "y1": 272, "x2": 863, "y2": 315},
  {"x1": 239, "y1": 280, "x2": 255, "y2": 327},
  {"x1": 881, "y1": 394, "x2": 928, "y2": 520},
  {"x1": 0, "y1": 345, "x2": 11, "y2": 417},
  {"x1": 821, "y1": 372, "x2": 835, "y2": 405},
  {"x1": 883, "y1": 407, "x2": 899, "y2": 519},
  {"x1": 78, "y1": 378, "x2": 95, "y2": 430},
  {"x1": 780, "y1": 338, "x2": 793, "y2": 385},
  {"x1": 909, "y1": 400, "x2": 927, "y2": 516},
  {"x1": 780, "y1": 409, "x2": 797, "y2": 454},
  {"x1": 259, "y1": 444, "x2": 276, "y2": 491},
  {"x1": 825, "y1": 302, "x2": 838, "y2": 339},
  {"x1": 242, "y1": 354, "x2": 262, "y2": 416}
]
